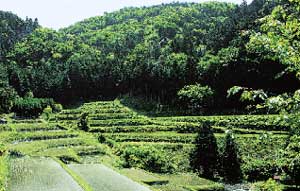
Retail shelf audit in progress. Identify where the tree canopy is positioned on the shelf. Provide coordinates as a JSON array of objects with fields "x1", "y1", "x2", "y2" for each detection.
[{"x1": 1, "y1": 0, "x2": 299, "y2": 112}]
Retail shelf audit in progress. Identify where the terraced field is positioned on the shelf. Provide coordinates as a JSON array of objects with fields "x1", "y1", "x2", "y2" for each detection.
[
  {"x1": 53, "y1": 100, "x2": 289, "y2": 190},
  {"x1": 0, "y1": 102, "x2": 153, "y2": 191},
  {"x1": 0, "y1": 100, "x2": 290, "y2": 191}
]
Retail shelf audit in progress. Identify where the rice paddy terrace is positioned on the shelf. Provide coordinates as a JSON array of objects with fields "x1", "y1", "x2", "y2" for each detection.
[{"x1": 1, "y1": 100, "x2": 290, "y2": 191}]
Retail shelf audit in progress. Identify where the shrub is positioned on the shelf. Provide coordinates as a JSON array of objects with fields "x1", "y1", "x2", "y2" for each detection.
[
  {"x1": 0, "y1": 85, "x2": 18, "y2": 113},
  {"x1": 53, "y1": 104, "x2": 63, "y2": 113},
  {"x1": 98, "y1": 134, "x2": 106, "y2": 143},
  {"x1": 190, "y1": 122, "x2": 219, "y2": 179},
  {"x1": 178, "y1": 84, "x2": 214, "y2": 109},
  {"x1": 282, "y1": 135, "x2": 300, "y2": 186},
  {"x1": 120, "y1": 145, "x2": 174, "y2": 173},
  {"x1": 242, "y1": 159, "x2": 279, "y2": 181},
  {"x1": 24, "y1": 91, "x2": 34, "y2": 98},
  {"x1": 227, "y1": 86, "x2": 267, "y2": 103},
  {"x1": 78, "y1": 112, "x2": 89, "y2": 131},
  {"x1": 42, "y1": 105, "x2": 52, "y2": 121},
  {"x1": 251, "y1": 179, "x2": 283, "y2": 191},
  {"x1": 13, "y1": 97, "x2": 55, "y2": 117}
]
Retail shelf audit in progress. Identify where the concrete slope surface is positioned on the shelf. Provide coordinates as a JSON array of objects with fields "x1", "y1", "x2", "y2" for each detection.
[
  {"x1": 8, "y1": 157, "x2": 84, "y2": 191},
  {"x1": 68, "y1": 164, "x2": 151, "y2": 191}
]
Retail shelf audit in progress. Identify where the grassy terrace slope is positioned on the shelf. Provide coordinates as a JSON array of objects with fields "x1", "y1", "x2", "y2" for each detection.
[
  {"x1": 0, "y1": 100, "x2": 231, "y2": 191},
  {"x1": 1, "y1": 120, "x2": 107, "y2": 162},
  {"x1": 0, "y1": 100, "x2": 291, "y2": 191},
  {"x1": 54, "y1": 100, "x2": 289, "y2": 189}
]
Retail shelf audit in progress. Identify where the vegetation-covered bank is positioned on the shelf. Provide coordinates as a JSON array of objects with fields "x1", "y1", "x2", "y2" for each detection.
[
  {"x1": 1, "y1": 0, "x2": 300, "y2": 113},
  {"x1": 0, "y1": 151, "x2": 9, "y2": 191}
]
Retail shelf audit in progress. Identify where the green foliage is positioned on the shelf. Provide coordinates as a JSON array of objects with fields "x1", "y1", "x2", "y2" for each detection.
[
  {"x1": 222, "y1": 131, "x2": 242, "y2": 183},
  {"x1": 190, "y1": 123, "x2": 219, "y2": 179},
  {"x1": 13, "y1": 97, "x2": 55, "y2": 117},
  {"x1": 184, "y1": 184, "x2": 224, "y2": 191},
  {"x1": 247, "y1": 0, "x2": 300, "y2": 76},
  {"x1": 24, "y1": 91, "x2": 34, "y2": 98},
  {"x1": 282, "y1": 135, "x2": 300, "y2": 186},
  {"x1": 3, "y1": 2, "x2": 241, "y2": 105},
  {"x1": 52, "y1": 104, "x2": 63, "y2": 113},
  {"x1": 178, "y1": 84, "x2": 214, "y2": 109},
  {"x1": 160, "y1": 115, "x2": 290, "y2": 131},
  {"x1": 0, "y1": 157, "x2": 8, "y2": 191},
  {"x1": 227, "y1": 86, "x2": 267, "y2": 103},
  {"x1": 98, "y1": 134, "x2": 106, "y2": 144},
  {"x1": 0, "y1": 144, "x2": 8, "y2": 191},
  {"x1": 42, "y1": 105, "x2": 52, "y2": 121},
  {"x1": 0, "y1": 11, "x2": 38, "y2": 60},
  {"x1": 251, "y1": 179, "x2": 283, "y2": 191},
  {"x1": 0, "y1": 0, "x2": 293, "y2": 110},
  {"x1": 78, "y1": 112, "x2": 89, "y2": 131},
  {"x1": 257, "y1": 90, "x2": 300, "y2": 114},
  {"x1": 0, "y1": 85, "x2": 18, "y2": 113},
  {"x1": 119, "y1": 145, "x2": 174, "y2": 173}
]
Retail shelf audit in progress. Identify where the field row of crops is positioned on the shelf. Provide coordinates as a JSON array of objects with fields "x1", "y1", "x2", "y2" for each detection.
[
  {"x1": 0, "y1": 100, "x2": 292, "y2": 191},
  {"x1": 52, "y1": 100, "x2": 291, "y2": 190}
]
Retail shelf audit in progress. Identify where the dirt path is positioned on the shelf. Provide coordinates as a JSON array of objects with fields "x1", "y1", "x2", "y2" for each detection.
[{"x1": 68, "y1": 164, "x2": 152, "y2": 191}]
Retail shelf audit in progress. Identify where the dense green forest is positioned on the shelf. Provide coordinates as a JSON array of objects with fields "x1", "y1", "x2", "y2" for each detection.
[
  {"x1": 0, "y1": 0, "x2": 300, "y2": 113},
  {"x1": 2, "y1": 1, "x2": 300, "y2": 190}
]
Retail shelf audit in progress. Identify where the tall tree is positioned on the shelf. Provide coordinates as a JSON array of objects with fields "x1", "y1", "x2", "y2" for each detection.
[
  {"x1": 222, "y1": 130, "x2": 242, "y2": 183},
  {"x1": 190, "y1": 122, "x2": 219, "y2": 179}
]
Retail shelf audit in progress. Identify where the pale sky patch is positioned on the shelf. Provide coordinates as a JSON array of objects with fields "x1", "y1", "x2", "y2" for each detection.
[{"x1": 0, "y1": 0, "x2": 251, "y2": 29}]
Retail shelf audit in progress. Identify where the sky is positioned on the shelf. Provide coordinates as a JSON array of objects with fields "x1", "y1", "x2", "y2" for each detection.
[{"x1": 0, "y1": 0, "x2": 250, "y2": 29}]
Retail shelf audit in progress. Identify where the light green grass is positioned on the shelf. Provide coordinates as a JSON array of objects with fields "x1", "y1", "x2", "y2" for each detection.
[
  {"x1": 120, "y1": 168, "x2": 224, "y2": 191},
  {"x1": 0, "y1": 154, "x2": 9, "y2": 191}
]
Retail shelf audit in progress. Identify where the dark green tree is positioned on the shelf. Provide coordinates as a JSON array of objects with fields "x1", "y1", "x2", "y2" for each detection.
[
  {"x1": 190, "y1": 122, "x2": 219, "y2": 179},
  {"x1": 222, "y1": 130, "x2": 242, "y2": 183},
  {"x1": 78, "y1": 112, "x2": 89, "y2": 132},
  {"x1": 283, "y1": 135, "x2": 300, "y2": 187}
]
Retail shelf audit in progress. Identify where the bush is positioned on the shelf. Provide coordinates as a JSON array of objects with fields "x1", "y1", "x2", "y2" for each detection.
[
  {"x1": 53, "y1": 104, "x2": 63, "y2": 113},
  {"x1": 42, "y1": 105, "x2": 52, "y2": 121},
  {"x1": 282, "y1": 135, "x2": 300, "y2": 186},
  {"x1": 24, "y1": 91, "x2": 34, "y2": 98},
  {"x1": 98, "y1": 134, "x2": 106, "y2": 143},
  {"x1": 12, "y1": 97, "x2": 55, "y2": 117},
  {"x1": 0, "y1": 85, "x2": 18, "y2": 113},
  {"x1": 120, "y1": 145, "x2": 174, "y2": 173},
  {"x1": 242, "y1": 159, "x2": 279, "y2": 181},
  {"x1": 251, "y1": 179, "x2": 283, "y2": 191},
  {"x1": 78, "y1": 112, "x2": 89, "y2": 131},
  {"x1": 178, "y1": 84, "x2": 214, "y2": 109}
]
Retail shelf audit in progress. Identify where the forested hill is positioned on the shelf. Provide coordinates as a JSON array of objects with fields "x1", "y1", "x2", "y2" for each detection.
[
  {"x1": 0, "y1": 11, "x2": 38, "y2": 61},
  {"x1": 1, "y1": 0, "x2": 300, "y2": 113}
]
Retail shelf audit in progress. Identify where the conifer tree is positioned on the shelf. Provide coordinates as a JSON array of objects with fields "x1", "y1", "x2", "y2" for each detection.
[
  {"x1": 222, "y1": 130, "x2": 242, "y2": 183},
  {"x1": 190, "y1": 122, "x2": 219, "y2": 179}
]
